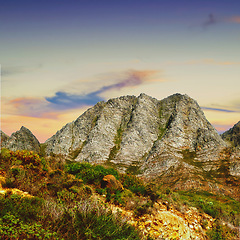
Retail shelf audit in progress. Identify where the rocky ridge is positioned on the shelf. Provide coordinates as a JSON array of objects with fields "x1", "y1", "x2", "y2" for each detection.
[
  {"x1": 1, "y1": 93, "x2": 240, "y2": 197},
  {"x1": 0, "y1": 126, "x2": 40, "y2": 153},
  {"x1": 43, "y1": 93, "x2": 240, "y2": 198},
  {"x1": 222, "y1": 121, "x2": 240, "y2": 147},
  {"x1": 44, "y1": 94, "x2": 227, "y2": 172}
]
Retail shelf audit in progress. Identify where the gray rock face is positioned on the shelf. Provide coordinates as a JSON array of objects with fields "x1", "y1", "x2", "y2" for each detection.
[
  {"x1": 45, "y1": 93, "x2": 229, "y2": 178},
  {"x1": 0, "y1": 131, "x2": 9, "y2": 146},
  {"x1": 1, "y1": 126, "x2": 40, "y2": 153},
  {"x1": 222, "y1": 121, "x2": 240, "y2": 147}
]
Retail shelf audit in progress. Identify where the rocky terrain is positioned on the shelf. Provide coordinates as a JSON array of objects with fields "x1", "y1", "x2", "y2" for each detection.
[
  {"x1": 40, "y1": 93, "x2": 240, "y2": 197},
  {"x1": 44, "y1": 93, "x2": 226, "y2": 170},
  {"x1": 1, "y1": 93, "x2": 240, "y2": 239},
  {"x1": 1, "y1": 93, "x2": 240, "y2": 198},
  {"x1": 1, "y1": 126, "x2": 40, "y2": 153},
  {"x1": 222, "y1": 121, "x2": 240, "y2": 147}
]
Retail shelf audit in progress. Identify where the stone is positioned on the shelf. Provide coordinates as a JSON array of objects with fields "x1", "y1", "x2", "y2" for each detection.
[
  {"x1": 101, "y1": 175, "x2": 124, "y2": 192},
  {"x1": 222, "y1": 121, "x2": 240, "y2": 147},
  {"x1": 0, "y1": 130, "x2": 9, "y2": 146},
  {"x1": 43, "y1": 93, "x2": 239, "y2": 196},
  {"x1": 1, "y1": 126, "x2": 40, "y2": 153}
]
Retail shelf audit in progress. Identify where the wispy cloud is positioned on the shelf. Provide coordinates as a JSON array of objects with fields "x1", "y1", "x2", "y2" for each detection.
[
  {"x1": 202, "y1": 13, "x2": 217, "y2": 28},
  {"x1": 46, "y1": 69, "x2": 161, "y2": 110},
  {"x1": 45, "y1": 91, "x2": 104, "y2": 110},
  {"x1": 1, "y1": 64, "x2": 43, "y2": 76},
  {"x1": 228, "y1": 16, "x2": 240, "y2": 23},
  {"x1": 165, "y1": 59, "x2": 240, "y2": 66},
  {"x1": 4, "y1": 69, "x2": 162, "y2": 118},
  {"x1": 201, "y1": 107, "x2": 238, "y2": 113},
  {"x1": 199, "y1": 13, "x2": 240, "y2": 29}
]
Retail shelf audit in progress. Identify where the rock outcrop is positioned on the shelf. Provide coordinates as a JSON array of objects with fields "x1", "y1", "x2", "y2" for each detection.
[
  {"x1": 0, "y1": 131, "x2": 9, "y2": 146},
  {"x1": 111, "y1": 200, "x2": 214, "y2": 240},
  {"x1": 44, "y1": 93, "x2": 238, "y2": 193},
  {"x1": 222, "y1": 121, "x2": 240, "y2": 147},
  {"x1": 101, "y1": 175, "x2": 124, "y2": 192},
  {"x1": 1, "y1": 126, "x2": 40, "y2": 153}
]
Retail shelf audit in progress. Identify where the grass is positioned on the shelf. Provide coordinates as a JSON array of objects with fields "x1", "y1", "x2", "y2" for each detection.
[
  {"x1": 0, "y1": 149, "x2": 143, "y2": 239},
  {"x1": 1, "y1": 148, "x2": 239, "y2": 240}
]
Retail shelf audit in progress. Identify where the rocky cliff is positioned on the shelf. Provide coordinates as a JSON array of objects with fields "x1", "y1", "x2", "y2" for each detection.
[
  {"x1": 45, "y1": 93, "x2": 236, "y2": 186},
  {"x1": 0, "y1": 131, "x2": 9, "y2": 146},
  {"x1": 1, "y1": 126, "x2": 40, "y2": 153},
  {"x1": 222, "y1": 121, "x2": 240, "y2": 147}
]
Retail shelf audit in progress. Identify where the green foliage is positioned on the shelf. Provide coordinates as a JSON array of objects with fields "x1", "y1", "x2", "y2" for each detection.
[
  {"x1": 207, "y1": 221, "x2": 226, "y2": 240},
  {"x1": 0, "y1": 213, "x2": 58, "y2": 240},
  {"x1": 0, "y1": 194, "x2": 59, "y2": 239},
  {"x1": 206, "y1": 219, "x2": 237, "y2": 240},
  {"x1": 134, "y1": 202, "x2": 152, "y2": 217},
  {"x1": 181, "y1": 149, "x2": 203, "y2": 168},
  {"x1": 65, "y1": 162, "x2": 119, "y2": 185},
  {"x1": 0, "y1": 194, "x2": 43, "y2": 222},
  {"x1": 55, "y1": 201, "x2": 140, "y2": 240},
  {"x1": 176, "y1": 191, "x2": 240, "y2": 226},
  {"x1": 0, "y1": 150, "x2": 142, "y2": 239},
  {"x1": 0, "y1": 149, "x2": 47, "y2": 176},
  {"x1": 120, "y1": 174, "x2": 147, "y2": 196},
  {"x1": 108, "y1": 127, "x2": 123, "y2": 160}
]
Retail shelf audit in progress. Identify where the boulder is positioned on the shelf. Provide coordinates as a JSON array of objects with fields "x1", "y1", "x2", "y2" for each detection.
[{"x1": 101, "y1": 175, "x2": 123, "y2": 192}]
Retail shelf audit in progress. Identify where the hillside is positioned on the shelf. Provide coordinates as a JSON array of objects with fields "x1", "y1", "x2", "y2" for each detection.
[
  {"x1": 41, "y1": 93, "x2": 240, "y2": 198},
  {"x1": 222, "y1": 121, "x2": 240, "y2": 147},
  {"x1": 1, "y1": 93, "x2": 240, "y2": 199},
  {"x1": 1, "y1": 126, "x2": 40, "y2": 153},
  {"x1": 44, "y1": 93, "x2": 226, "y2": 175},
  {"x1": 0, "y1": 149, "x2": 239, "y2": 239},
  {"x1": 0, "y1": 93, "x2": 240, "y2": 239}
]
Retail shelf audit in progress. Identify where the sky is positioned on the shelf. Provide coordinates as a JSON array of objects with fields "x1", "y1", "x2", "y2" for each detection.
[{"x1": 1, "y1": 0, "x2": 240, "y2": 143}]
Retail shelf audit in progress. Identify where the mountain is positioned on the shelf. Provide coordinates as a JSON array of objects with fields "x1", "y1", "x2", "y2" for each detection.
[
  {"x1": 44, "y1": 94, "x2": 238, "y2": 184},
  {"x1": 1, "y1": 126, "x2": 40, "y2": 153},
  {"x1": 221, "y1": 121, "x2": 240, "y2": 147},
  {"x1": 0, "y1": 130, "x2": 9, "y2": 146}
]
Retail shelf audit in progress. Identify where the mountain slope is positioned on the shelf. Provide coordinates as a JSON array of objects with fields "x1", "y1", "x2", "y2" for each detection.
[
  {"x1": 222, "y1": 121, "x2": 240, "y2": 147},
  {"x1": 1, "y1": 126, "x2": 40, "y2": 153},
  {"x1": 45, "y1": 94, "x2": 229, "y2": 180}
]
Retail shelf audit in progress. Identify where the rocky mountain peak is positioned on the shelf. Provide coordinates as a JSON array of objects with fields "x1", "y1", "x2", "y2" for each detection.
[
  {"x1": 1, "y1": 126, "x2": 40, "y2": 153},
  {"x1": 221, "y1": 121, "x2": 240, "y2": 147},
  {"x1": 0, "y1": 130, "x2": 9, "y2": 146},
  {"x1": 44, "y1": 93, "x2": 227, "y2": 181}
]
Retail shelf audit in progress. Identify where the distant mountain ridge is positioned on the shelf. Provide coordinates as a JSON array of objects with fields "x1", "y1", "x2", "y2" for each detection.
[
  {"x1": 221, "y1": 121, "x2": 240, "y2": 147},
  {"x1": 0, "y1": 126, "x2": 40, "y2": 153}
]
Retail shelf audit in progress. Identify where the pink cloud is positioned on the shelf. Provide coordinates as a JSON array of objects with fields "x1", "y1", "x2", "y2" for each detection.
[{"x1": 228, "y1": 16, "x2": 240, "y2": 23}]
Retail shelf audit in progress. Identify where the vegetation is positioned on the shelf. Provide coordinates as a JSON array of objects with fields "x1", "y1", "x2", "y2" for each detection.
[
  {"x1": 0, "y1": 149, "x2": 151, "y2": 239},
  {"x1": 157, "y1": 189, "x2": 240, "y2": 239},
  {"x1": 0, "y1": 148, "x2": 239, "y2": 239}
]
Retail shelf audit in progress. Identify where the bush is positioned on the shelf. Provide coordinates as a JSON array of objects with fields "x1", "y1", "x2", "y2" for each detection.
[
  {"x1": 120, "y1": 174, "x2": 147, "y2": 196},
  {"x1": 65, "y1": 162, "x2": 119, "y2": 185},
  {"x1": 55, "y1": 199, "x2": 140, "y2": 240},
  {"x1": 0, "y1": 212, "x2": 58, "y2": 240}
]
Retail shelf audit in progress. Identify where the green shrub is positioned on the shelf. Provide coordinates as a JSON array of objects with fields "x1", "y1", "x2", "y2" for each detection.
[
  {"x1": 0, "y1": 212, "x2": 58, "y2": 240},
  {"x1": 120, "y1": 174, "x2": 147, "y2": 196},
  {"x1": 177, "y1": 191, "x2": 240, "y2": 227},
  {"x1": 55, "y1": 200, "x2": 140, "y2": 240},
  {"x1": 134, "y1": 202, "x2": 152, "y2": 217},
  {"x1": 65, "y1": 162, "x2": 119, "y2": 185},
  {"x1": 0, "y1": 194, "x2": 43, "y2": 222}
]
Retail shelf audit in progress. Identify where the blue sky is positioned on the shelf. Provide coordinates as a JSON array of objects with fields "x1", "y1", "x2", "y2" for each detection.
[{"x1": 1, "y1": 0, "x2": 240, "y2": 142}]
